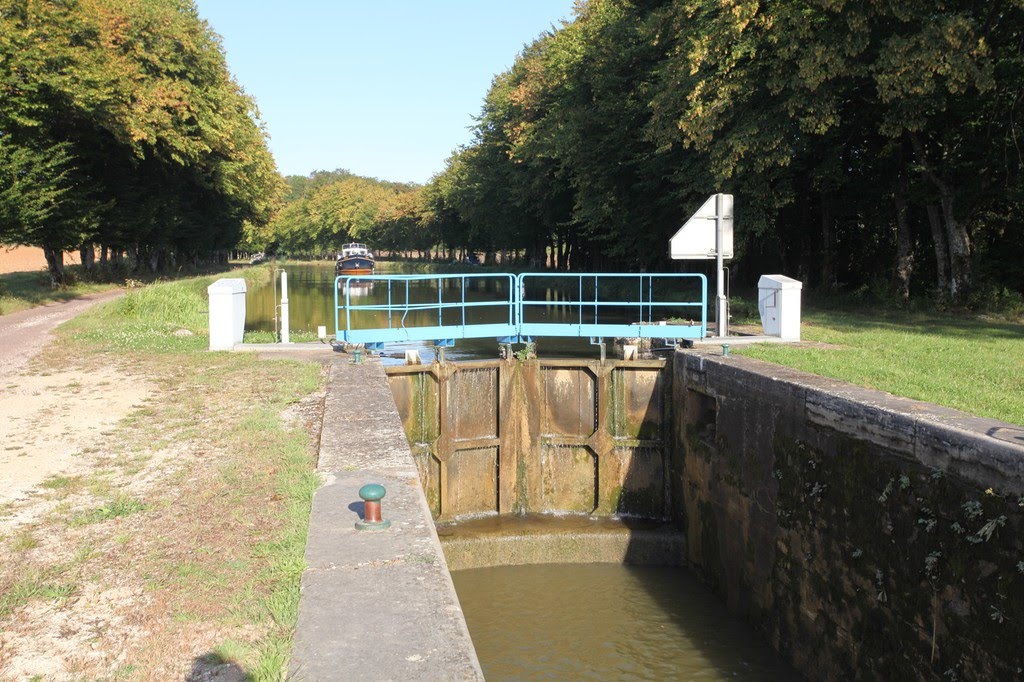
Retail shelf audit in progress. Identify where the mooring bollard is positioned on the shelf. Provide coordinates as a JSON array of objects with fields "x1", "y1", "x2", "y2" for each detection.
[
  {"x1": 355, "y1": 483, "x2": 391, "y2": 531},
  {"x1": 721, "y1": 343, "x2": 730, "y2": 357}
]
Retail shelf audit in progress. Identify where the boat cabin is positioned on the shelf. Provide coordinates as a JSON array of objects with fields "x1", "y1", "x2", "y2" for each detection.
[{"x1": 339, "y1": 243, "x2": 372, "y2": 258}]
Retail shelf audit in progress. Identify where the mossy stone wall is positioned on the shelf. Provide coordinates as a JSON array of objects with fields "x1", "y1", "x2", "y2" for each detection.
[{"x1": 674, "y1": 350, "x2": 1024, "y2": 680}]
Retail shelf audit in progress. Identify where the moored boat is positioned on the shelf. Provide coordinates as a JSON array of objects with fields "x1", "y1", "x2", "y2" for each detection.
[{"x1": 335, "y1": 243, "x2": 376, "y2": 276}]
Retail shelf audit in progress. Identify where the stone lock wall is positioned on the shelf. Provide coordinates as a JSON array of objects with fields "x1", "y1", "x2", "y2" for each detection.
[
  {"x1": 385, "y1": 358, "x2": 672, "y2": 522},
  {"x1": 673, "y1": 350, "x2": 1024, "y2": 681}
]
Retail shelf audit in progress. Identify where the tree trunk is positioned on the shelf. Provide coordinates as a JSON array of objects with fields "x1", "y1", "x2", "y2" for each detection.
[
  {"x1": 820, "y1": 193, "x2": 835, "y2": 291},
  {"x1": 940, "y1": 193, "x2": 971, "y2": 298},
  {"x1": 99, "y1": 245, "x2": 108, "y2": 268},
  {"x1": 42, "y1": 246, "x2": 65, "y2": 287},
  {"x1": 925, "y1": 204, "x2": 949, "y2": 293},
  {"x1": 910, "y1": 133, "x2": 972, "y2": 298},
  {"x1": 80, "y1": 243, "x2": 94, "y2": 271},
  {"x1": 893, "y1": 192, "x2": 914, "y2": 302}
]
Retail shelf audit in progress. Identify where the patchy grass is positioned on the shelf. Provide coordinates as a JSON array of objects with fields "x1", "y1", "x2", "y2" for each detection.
[
  {"x1": 10, "y1": 532, "x2": 39, "y2": 552},
  {"x1": 0, "y1": 574, "x2": 78, "y2": 617},
  {"x1": 67, "y1": 496, "x2": 149, "y2": 527},
  {"x1": 242, "y1": 329, "x2": 323, "y2": 344},
  {"x1": 0, "y1": 268, "x2": 326, "y2": 679},
  {"x1": 735, "y1": 308, "x2": 1024, "y2": 425},
  {"x1": 40, "y1": 474, "x2": 85, "y2": 493}
]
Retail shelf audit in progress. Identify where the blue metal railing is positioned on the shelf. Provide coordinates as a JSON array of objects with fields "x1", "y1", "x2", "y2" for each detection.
[
  {"x1": 334, "y1": 272, "x2": 707, "y2": 346},
  {"x1": 517, "y1": 273, "x2": 706, "y2": 341},
  {"x1": 334, "y1": 273, "x2": 518, "y2": 346}
]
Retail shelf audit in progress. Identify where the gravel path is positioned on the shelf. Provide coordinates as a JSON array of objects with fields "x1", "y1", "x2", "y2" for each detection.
[
  {"x1": 0, "y1": 289, "x2": 144, "y2": 511},
  {"x1": 0, "y1": 289, "x2": 124, "y2": 375}
]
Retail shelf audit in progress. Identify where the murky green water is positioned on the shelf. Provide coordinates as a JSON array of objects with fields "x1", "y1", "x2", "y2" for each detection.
[
  {"x1": 451, "y1": 563, "x2": 796, "y2": 681},
  {"x1": 245, "y1": 261, "x2": 674, "y2": 363},
  {"x1": 245, "y1": 261, "x2": 339, "y2": 336}
]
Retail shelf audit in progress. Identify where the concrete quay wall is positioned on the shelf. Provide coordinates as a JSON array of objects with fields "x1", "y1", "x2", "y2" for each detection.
[
  {"x1": 290, "y1": 357, "x2": 482, "y2": 681},
  {"x1": 673, "y1": 349, "x2": 1024, "y2": 680}
]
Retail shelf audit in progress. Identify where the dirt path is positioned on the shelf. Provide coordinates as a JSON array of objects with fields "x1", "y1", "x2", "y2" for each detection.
[
  {"x1": 0, "y1": 290, "x2": 124, "y2": 375},
  {"x1": 0, "y1": 290, "x2": 151, "y2": 510}
]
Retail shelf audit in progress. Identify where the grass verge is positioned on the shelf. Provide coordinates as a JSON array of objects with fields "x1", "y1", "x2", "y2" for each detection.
[
  {"x1": 0, "y1": 269, "x2": 325, "y2": 679},
  {"x1": 735, "y1": 308, "x2": 1024, "y2": 425},
  {"x1": 0, "y1": 261, "x2": 264, "y2": 317},
  {"x1": 0, "y1": 269, "x2": 117, "y2": 316}
]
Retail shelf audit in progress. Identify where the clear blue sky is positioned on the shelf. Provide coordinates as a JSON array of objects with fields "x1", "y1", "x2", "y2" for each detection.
[{"x1": 194, "y1": 1, "x2": 576, "y2": 185}]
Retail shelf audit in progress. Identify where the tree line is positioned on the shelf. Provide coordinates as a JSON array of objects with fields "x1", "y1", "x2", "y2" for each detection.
[
  {"x1": 0, "y1": 0, "x2": 279, "y2": 285},
  {"x1": 245, "y1": 170, "x2": 432, "y2": 259},
  {"x1": 264, "y1": 0, "x2": 1023, "y2": 304},
  {"x1": 428, "y1": 0, "x2": 1024, "y2": 301},
  {"x1": 6, "y1": 0, "x2": 1022, "y2": 304}
]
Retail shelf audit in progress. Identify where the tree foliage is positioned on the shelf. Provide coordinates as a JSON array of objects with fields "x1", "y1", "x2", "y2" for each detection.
[
  {"x1": 425, "y1": 0, "x2": 1024, "y2": 301},
  {"x1": 0, "y1": 0, "x2": 280, "y2": 284},
  {"x1": 254, "y1": 170, "x2": 426, "y2": 258}
]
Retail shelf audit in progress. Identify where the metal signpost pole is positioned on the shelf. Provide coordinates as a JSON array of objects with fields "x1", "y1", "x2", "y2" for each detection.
[{"x1": 715, "y1": 193, "x2": 727, "y2": 338}]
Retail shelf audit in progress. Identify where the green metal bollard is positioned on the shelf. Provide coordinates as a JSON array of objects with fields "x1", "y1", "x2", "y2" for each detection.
[
  {"x1": 355, "y1": 483, "x2": 391, "y2": 531},
  {"x1": 353, "y1": 347, "x2": 363, "y2": 364},
  {"x1": 721, "y1": 343, "x2": 730, "y2": 357}
]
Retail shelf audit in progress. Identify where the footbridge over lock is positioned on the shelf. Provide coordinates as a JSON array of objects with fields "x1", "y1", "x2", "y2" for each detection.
[{"x1": 333, "y1": 272, "x2": 708, "y2": 351}]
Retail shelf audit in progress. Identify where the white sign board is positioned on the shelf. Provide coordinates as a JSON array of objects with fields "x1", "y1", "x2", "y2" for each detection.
[{"x1": 670, "y1": 193, "x2": 733, "y2": 259}]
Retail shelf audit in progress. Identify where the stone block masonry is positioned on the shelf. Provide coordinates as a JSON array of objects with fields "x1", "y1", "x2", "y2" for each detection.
[{"x1": 673, "y1": 349, "x2": 1024, "y2": 680}]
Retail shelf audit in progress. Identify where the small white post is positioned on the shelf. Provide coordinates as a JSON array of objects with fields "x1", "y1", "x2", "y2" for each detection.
[
  {"x1": 280, "y1": 270, "x2": 291, "y2": 344},
  {"x1": 207, "y1": 278, "x2": 247, "y2": 351}
]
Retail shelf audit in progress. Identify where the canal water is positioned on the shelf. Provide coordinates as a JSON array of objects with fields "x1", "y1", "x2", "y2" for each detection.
[
  {"x1": 451, "y1": 563, "x2": 796, "y2": 680},
  {"x1": 245, "y1": 262, "x2": 694, "y2": 363},
  {"x1": 250, "y1": 264, "x2": 786, "y2": 677}
]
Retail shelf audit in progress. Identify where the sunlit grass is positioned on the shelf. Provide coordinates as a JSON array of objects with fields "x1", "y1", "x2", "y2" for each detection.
[
  {"x1": 67, "y1": 496, "x2": 149, "y2": 527},
  {"x1": 0, "y1": 573, "x2": 78, "y2": 617},
  {"x1": 61, "y1": 266, "x2": 272, "y2": 353},
  {"x1": 736, "y1": 309, "x2": 1024, "y2": 425},
  {"x1": 0, "y1": 269, "x2": 116, "y2": 316}
]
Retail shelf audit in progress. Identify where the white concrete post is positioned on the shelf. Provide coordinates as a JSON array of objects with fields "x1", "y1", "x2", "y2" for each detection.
[
  {"x1": 758, "y1": 274, "x2": 803, "y2": 341},
  {"x1": 280, "y1": 269, "x2": 291, "y2": 344},
  {"x1": 208, "y1": 278, "x2": 247, "y2": 351}
]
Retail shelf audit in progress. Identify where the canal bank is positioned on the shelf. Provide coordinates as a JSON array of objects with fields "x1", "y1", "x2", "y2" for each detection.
[
  {"x1": 288, "y1": 345, "x2": 1024, "y2": 679},
  {"x1": 673, "y1": 349, "x2": 1024, "y2": 680},
  {"x1": 288, "y1": 355, "x2": 482, "y2": 681}
]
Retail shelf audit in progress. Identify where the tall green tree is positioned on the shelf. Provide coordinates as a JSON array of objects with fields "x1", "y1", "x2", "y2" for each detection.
[
  {"x1": 0, "y1": 0, "x2": 281, "y2": 283},
  {"x1": 428, "y1": 0, "x2": 1024, "y2": 301}
]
